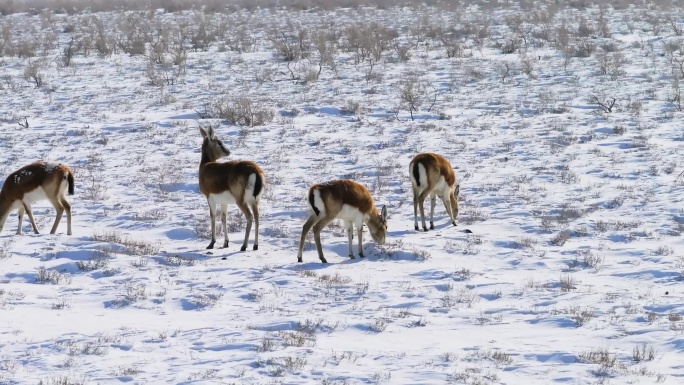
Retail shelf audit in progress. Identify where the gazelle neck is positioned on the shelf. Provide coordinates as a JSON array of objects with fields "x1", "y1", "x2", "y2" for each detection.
[
  {"x1": 200, "y1": 143, "x2": 217, "y2": 167},
  {"x1": 0, "y1": 197, "x2": 11, "y2": 232}
]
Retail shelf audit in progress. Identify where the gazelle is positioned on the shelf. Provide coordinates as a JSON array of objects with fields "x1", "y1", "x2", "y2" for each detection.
[
  {"x1": 409, "y1": 152, "x2": 460, "y2": 231},
  {"x1": 199, "y1": 125, "x2": 265, "y2": 251},
  {"x1": 297, "y1": 179, "x2": 387, "y2": 264},
  {"x1": 0, "y1": 161, "x2": 74, "y2": 235}
]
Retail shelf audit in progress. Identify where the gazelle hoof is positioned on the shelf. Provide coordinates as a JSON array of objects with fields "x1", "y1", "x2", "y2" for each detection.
[
  {"x1": 430, "y1": 222, "x2": 435, "y2": 230},
  {"x1": 320, "y1": 258, "x2": 328, "y2": 264},
  {"x1": 223, "y1": 241, "x2": 229, "y2": 248},
  {"x1": 359, "y1": 253, "x2": 366, "y2": 258},
  {"x1": 253, "y1": 245, "x2": 258, "y2": 250},
  {"x1": 240, "y1": 245, "x2": 247, "y2": 251},
  {"x1": 206, "y1": 240, "x2": 215, "y2": 249},
  {"x1": 349, "y1": 254, "x2": 356, "y2": 259},
  {"x1": 414, "y1": 225, "x2": 419, "y2": 231}
]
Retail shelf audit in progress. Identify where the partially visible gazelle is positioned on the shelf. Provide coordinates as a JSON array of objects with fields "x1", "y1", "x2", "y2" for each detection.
[
  {"x1": 199, "y1": 125, "x2": 265, "y2": 251},
  {"x1": 409, "y1": 152, "x2": 460, "y2": 231},
  {"x1": 0, "y1": 161, "x2": 74, "y2": 235},
  {"x1": 297, "y1": 179, "x2": 387, "y2": 264}
]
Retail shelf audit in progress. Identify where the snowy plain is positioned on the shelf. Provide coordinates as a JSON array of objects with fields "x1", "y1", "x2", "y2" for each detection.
[{"x1": 0, "y1": 1, "x2": 684, "y2": 384}]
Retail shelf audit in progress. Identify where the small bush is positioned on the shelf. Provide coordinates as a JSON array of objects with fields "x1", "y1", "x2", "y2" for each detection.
[
  {"x1": 76, "y1": 251, "x2": 111, "y2": 271},
  {"x1": 0, "y1": 240, "x2": 11, "y2": 260},
  {"x1": 550, "y1": 232, "x2": 570, "y2": 246},
  {"x1": 633, "y1": 343, "x2": 657, "y2": 362},
  {"x1": 187, "y1": 292, "x2": 223, "y2": 309},
  {"x1": 200, "y1": 97, "x2": 274, "y2": 127},
  {"x1": 36, "y1": 267, "x2": 72, "y2": 285},
  {"x1": 23, "y1": 60, "x2": 44, "y2": 87},
  {"x1": 579, "y1": 347, "x2": 617, "y2": 368},
  {"x1": 559, "y1": 274, "x2": 577, "y2": 292},
  {"x1": 38, "y1": 373, "x2": 87, "y2": 385}
]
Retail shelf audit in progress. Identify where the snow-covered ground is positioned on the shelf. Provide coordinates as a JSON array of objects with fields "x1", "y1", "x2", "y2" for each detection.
[{"x1": 1, "y1": 2, "x2": 683, "y2": 384}]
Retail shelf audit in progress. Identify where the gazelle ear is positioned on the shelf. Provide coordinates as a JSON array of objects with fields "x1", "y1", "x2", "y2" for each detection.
[
  {"x1": 199, "y1": 126, "x2": 208, "y2": 139},
  {"x1": 381, "y1": 205, "x2": 387, "y2": 222},
  {"x1": 454, "y1": 184, "x2": 460, "y2": 197},
  {"x1": 206, "y1": 125, "x2": 216, "y2": 139}
]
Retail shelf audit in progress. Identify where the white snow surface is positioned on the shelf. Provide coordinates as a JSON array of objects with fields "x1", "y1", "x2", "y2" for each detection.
[{"x1": 0, "y1": 4, "x2": 683, "y2": 385}]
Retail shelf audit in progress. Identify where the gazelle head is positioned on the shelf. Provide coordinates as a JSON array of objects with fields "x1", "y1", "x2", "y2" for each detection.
[
  {"x1": 367, "y1": 205, "x2": 388, "y2": 245},
  {"x1": 199, "y1": 125, "x2": 230, "y2": 162},
  {"x1": 451, "y1": 184, "x2": 460, "y2": 218}
]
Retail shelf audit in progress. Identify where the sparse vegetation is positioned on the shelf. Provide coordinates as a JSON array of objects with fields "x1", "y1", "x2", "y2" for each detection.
[
  {"x1": 36, "y1": 267, "x2": 72, "y2": 285},
  {"x1": 632, "y1": 343, "x2": 657, "y2": 362},
  {"x1": 0, "y1": 240, "x2": 11, "y2": 260},
  {"x1": 76, "y1": 251, "x2": 111, "y2": 271},
  {"x1": 199, "y1": 97, "x2": 274, "y2": 127},
  {"x1": 0, "y1": 2, "x2": 681, "y2": 384},
  {"x1": 92, "y1": 231, "x2": 159, "y2": 256}
]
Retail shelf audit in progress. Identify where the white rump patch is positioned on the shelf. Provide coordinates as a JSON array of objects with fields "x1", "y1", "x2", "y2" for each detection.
[
  {"x1": 245, "y1": 173, "x2": 258, "y2": 202},
  {"x1": 311, "y1": 189, "x2": 326, "y2": 217},
  {"x1": 411, "y1": 162, "x2": 429, "y2": 193}
]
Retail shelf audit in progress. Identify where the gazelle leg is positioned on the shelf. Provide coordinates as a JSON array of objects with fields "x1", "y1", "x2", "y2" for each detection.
[
  {"x1": 206, "y1": 199, "x2": 216, "y2": 249},
  {"x1": 413, "y1": 189, "x2": 419, "y2": 231},
  {"x1": 357, "y1": 224, "x2": 365, "y2": 258},
  {"x1": 220, "y1": 204, "x2": 229, "y2": 248},
  {"x1": 418, "y1": 190, "x2": 431, "y2": 231},
  {"x1": 345, "y1": 221, "x2": 354, "y2": 259},
  {"x1": 251, "y1": 202, "x2": 260, "y2": 250},
  {"x1": 236, "y1": 201, "x2": 253, "y2": 252},
  {"x1": 61, "y1": 198, "x2": 72, "y2": 235},
  {"x1": 49, "y1": 198, "x2": 64, "y2": 235},
  {"x1": 312, "y1": 217, "x2": 333, "y2": 263},
  {"x1": 22, "y1": 202, "x2": 39, "y2": 234},
  {"x1": 297, "y1": 215, "x2": 317, "y2": 262},
  {"x1": 16, "y1": 207, "x2": 25, "y2": 235},
  {"x1": 49, "y1": 208, "x2": 64, "y2": 234},
  {"x1": 429, "y1": 193, "x2": 437, "y2": 230}
]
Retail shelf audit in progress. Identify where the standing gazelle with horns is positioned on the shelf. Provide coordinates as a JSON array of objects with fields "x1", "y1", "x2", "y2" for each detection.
[
  {"x1": 0, "y1": 161, "x2": 74, "y2": 235},
  {"x1": 409, "y1": 153, "x2": 460, "y2": 231},
  {"x1": 198, "y1": 125, "x2": 265, "y2": 251},
  {"x1": 297, "y1": 179, "x2": 387, "y2": 264}
]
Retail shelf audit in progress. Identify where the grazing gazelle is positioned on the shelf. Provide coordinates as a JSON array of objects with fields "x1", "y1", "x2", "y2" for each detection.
[
  {"x1": 297, "y1": 179, "x2": 387, "y2": 264},
  {"x1": 409, "y1": 152, "x2": 460, "y2": 231},
  {"x1": 199, "y1": 125, "x2": 265, "y2": 251},
  {"x1": 0, "y1": 161, "x2": 74, "y2": 235}
]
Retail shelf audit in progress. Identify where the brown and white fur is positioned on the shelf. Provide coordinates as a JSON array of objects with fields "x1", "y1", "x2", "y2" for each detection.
[
  {"x1": 297, "y1": 179, "x2": 387, "y2": 264},
  {"x1": 409, "y1": 153, "x2": 459, "y2": 231},
  {"x1": 199, "y1": 125, "x2": 265, "y2": 251},
  {"x1": 0, "y1": 161, "x2": 74, "y2": 235}
]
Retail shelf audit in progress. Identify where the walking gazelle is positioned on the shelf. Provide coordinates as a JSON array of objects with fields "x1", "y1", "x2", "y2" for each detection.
[
  {"x1": 198, "y1": 125, "x2": 265, "y2": 250},
  {"x1": 409, "y1": 153, "x2": 460, "y2": 231},
  {"x1": 297, "y1": 179, "x2": 387, "y2": 263},
  {"x1": 0, "y1": 161, "x2": 74, "y2": 235}
]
